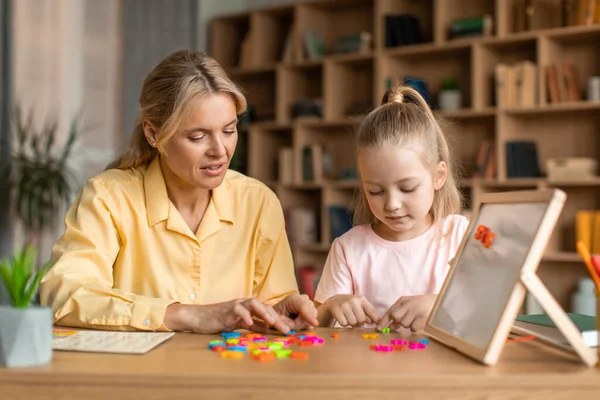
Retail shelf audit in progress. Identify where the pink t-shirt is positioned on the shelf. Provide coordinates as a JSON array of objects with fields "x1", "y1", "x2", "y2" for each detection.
[{"x1": 314, "y1": 214, "x2": 470, "y2": 319}]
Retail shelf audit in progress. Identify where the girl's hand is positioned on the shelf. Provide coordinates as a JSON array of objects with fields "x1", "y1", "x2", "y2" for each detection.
[
  {"x1": 273, "y1": 293, "x2": 319, "y2": 331},
  {"x1": 164, "y1": 298, "x2": 294, "y2": 334},
  {"x1": 377, "y1": 294, "x2": 437, "y2": 333},
  {"x1": 324, "y1": 294, "x2": 380, "y2": 328}
]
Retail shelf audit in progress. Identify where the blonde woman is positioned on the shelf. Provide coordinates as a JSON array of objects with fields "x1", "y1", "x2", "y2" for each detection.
[{"x1": 40, "y1": 50, "x2": 318, "y2": 334}]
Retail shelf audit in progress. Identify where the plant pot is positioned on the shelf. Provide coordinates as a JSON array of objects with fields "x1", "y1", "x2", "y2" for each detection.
[
  {"x1": 0, "y1": 305, "x2": 53, "y2": 367},
  {"x1": 438, "y1": 90, "x2": 462, "y2": 111}
]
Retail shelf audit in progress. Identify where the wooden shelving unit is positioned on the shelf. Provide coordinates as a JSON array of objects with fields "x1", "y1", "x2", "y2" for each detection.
[{"x1": 211, "y1": 0, "x2": 600, "y2": 310}]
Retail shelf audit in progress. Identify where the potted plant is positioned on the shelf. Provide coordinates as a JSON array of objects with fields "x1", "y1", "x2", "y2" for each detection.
[
  {"x1": 2, "y1": 106, "x2": 80, "y2": 240},
  {"x1": 438, "y1": 76, "x2": 462, "y2": 111},
  {"x1": 0, "y1": 246, "x2": 52, "y2": 367},
  {"x1": 0, "y1": 106, "x2": 81, "y2": 367}
]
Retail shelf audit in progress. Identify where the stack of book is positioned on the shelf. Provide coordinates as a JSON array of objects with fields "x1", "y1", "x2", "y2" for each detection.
[
  {"x1": 334, "y1": 32, "x2": 372, "y2": 54},
  {"x1": 545, "y1": 63, "x2": 582, "y2": 104},
  {"x1": 384, "y1": 14, "x2": 423, "y2": 48},
  {"x1": 473, "y1": 140, "x2": 495, "y2": 180},
  {"x1": 495, "y1": 61, "x2": 538, "y2": 108},
  {"x1": 505, "y1": 141, "x2": 541, "y2": 178},
  {"x1": 284, "y1": 207, "x2": 318, "y2": 246},
  {"x1": 449, "y1": 15, "x2": 493, "y2": 39}
]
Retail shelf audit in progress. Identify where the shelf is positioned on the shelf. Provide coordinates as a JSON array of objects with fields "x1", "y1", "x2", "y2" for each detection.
[
  {"x1": 435, "y1": 0, "x2": 495, "y2": 44},
  {"x1": 542, "y1": 252, "x2": 581, "y2": 263},
  {"x1": 217, "y1": 22, "x2": 600, "y2": 75},
  {"x1": 378, "y1": 0, "x2": 434, "y2": 49},
  {"x1": 325, "y1": 54, "x2": 374, "y2": 119},
  {"x1": 482, "y1": 31, "x2": 538, "y2": 46},
  {"x1": 294, "y1": 117, "x2": 362, "y2": 127},
  {"x1": 383, "y1": 40, "x2": 472, "y2": 58},
  {"x1": 504, "y1": 101, "x2": 600, "y2": 115},
  {"x1": 212, "y1": 0, "x2": 600, "y2": 309},
  {"x1": 381, "y1": 43, "x2": 472, "y2": 109},
  {"x1": 326, "y1": 180, "x2": 360, "y2": 189},
  {"x1": 230, "y1": 69, "x2": 276, "y2": 123},
  {"x1": 276, "y1": 180, "x2": 360, "y2": 189},
  {"x1": 544, "y1": 178, "x2": 600, "y2": 188},
  {"x1": 479, "y1": 178, "x2": 541, "y2": 188},
  {"x1": 327, "y1": 51, "x2": 374, "y2": 64},
  {"x1": 276, "y1": 182, "x2": 323, "y2": 190},
  {"x1": 544, "y1": 23, "x2": 600, "y2": 41},
  {"x1": 284, "y1": 59, "x2": 324, "y2": 69},
  {"x1": 436, "y1": 108, "x2": 496, "y2": 119},
  {"x1": 227, "y1": 64, "x2": 277, "y2": 77},
  {"x1": 470, "y1": 178, "x2": 600, "y2": 189},
  {"x1": 294, "y1": 242, "x2": 331, "y2": 253},
  {"x1": 250, "y1": 121, "x2": 292, "y2": 130}
]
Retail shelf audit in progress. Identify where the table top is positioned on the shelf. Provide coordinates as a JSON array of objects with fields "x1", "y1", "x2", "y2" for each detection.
[{"x1": 2, "y1": 328, "x2": 600, "y2": 399}]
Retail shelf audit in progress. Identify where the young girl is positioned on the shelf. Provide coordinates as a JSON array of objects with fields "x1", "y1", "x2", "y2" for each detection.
[{"x1": 314, "y1": 85, "x2": 470, "y2": 333}]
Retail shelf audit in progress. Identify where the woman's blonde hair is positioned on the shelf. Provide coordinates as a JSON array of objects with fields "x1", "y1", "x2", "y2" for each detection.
[
  {"x1": 108, "y1": 50, "x2": 247, "y2": 170},
  {"x1": 353, "y1": 85, "x2": 463, "y2": 237}
]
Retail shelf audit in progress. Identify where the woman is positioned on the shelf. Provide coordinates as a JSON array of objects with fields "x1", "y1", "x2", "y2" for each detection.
[{"x1": 40, "y1": 50, "x2": 318, "y2": 334}]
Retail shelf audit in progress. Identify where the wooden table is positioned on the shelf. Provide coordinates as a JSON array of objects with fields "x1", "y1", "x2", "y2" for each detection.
[{"x1": 2, "y1": 328, "x2": 600, "y2": 399}]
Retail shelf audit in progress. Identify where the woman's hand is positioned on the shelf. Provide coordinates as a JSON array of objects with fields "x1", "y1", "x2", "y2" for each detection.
[
  {"x1": 321, "y1": 294, "x2": 380, "y2": 328},
  {"x1": 273, "y1": 293, "x2": 319, "y2": 331},
  {"x1": 377, "y1": 294, "x2": 437, "y2": 333},
  {"x1": 164, "y1": 297, "x2": 294, "y2": 334}
]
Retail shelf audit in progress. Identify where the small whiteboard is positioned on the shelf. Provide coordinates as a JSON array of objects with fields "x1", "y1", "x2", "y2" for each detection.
[{"x1": 425, "y1": 189, "x2": 597, "y2": 367}]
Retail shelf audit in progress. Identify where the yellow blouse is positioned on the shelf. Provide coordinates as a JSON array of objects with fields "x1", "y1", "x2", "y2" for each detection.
[{"x1": 40, "y1": 157, "x2": 298, "y2": 331}]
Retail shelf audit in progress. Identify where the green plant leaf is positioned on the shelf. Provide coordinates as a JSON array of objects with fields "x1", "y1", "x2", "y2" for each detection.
[
  {"x1": 0, "y1": 260, "x2": 19, "y2": 306},
  {"x1": 43, "y1": 120, "x2": 58, "y2": 159},
  {"x1": 24, "y1": 260, "x2": 51, "y2": 306},
  {"x1": 0, "y1": 247, "x2": 46, "y2": 308},
  {"x1": 9, "y1": 105, "x2": 82, "y2": 237}
]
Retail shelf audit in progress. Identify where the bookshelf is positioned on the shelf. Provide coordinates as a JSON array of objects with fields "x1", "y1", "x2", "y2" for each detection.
[{"x1": 210, "y1": 0, "x2": 600, "y2": 310}]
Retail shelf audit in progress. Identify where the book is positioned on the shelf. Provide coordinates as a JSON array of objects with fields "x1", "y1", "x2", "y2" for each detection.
[
  {"x1": 514, "y1": 313, "x2": 598, "y2": 347},
  {"x1": 576, "y1": 210, "x2": 594, "y2": 253}
]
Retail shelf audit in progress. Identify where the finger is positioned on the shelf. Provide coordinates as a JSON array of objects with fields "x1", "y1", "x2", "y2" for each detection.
[
  {"x1": 248, "y1": 299, "x2": 291, "y2": 334},
  {"x1": 297, "y1": 298, "x2": 319, "y2": 327},
  {"x1": 378, "y1": 301, "x2": 408, "y2": 331},
  {"x1": 365, "y1": 316, "x2": 374, "y2": 325},
  {"x1": 246, "y1": 298, "x2": 278, "y2": 325},
  {"x1": 255, "y1": 307, "x2": 291, "y2": 334},
  {"x1": 350, "y1": 302, "x2": 367, "y2": 326},
  {"x1": 244, "y1": 298, "x2": 287, "y2": 332},
  {"x1": 233, "y1": 303, "x2": 255, "y2": 327},
  {"x1": 362, "y1": 301, "x2": 380, "y2": 326},
  {"x1": 377, "y1": 312, "x2": 392, "y2": 331},
  {"x1": 390, "y1": 302, "x2": 410, "y2": 324},
  {"x1": 333, "y1": 309, "x2": 348, "y2": 327},
  {"x1": 242, "y1": 319, "x2": 269, "y2": 333},
  {"x1": 411, "y1": 316, "x2": 426, "y2": 333},
  {"x1": 343, "y1": 308, "x2": 358, "y2": 327},
  {"x1": 292, "y1": 315, "x2": 311, "y2": 331},
  {"x1": 275, "y1": 314, "x2": 296, "y2": 332},
  {"x1": 389, "y1": 320, "x2": 403, "y2": 332},
  {"x1": 400, "y1": 310, "x2": 416, "y2": 330}
]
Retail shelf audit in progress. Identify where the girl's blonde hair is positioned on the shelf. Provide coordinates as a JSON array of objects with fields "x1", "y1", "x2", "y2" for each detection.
[
  {"x1": 108, "y1": 50, "x2": 247, "y2": 170},
  {"x1": 353, "y1": 85, "x2": 463, "y2": 237}
]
